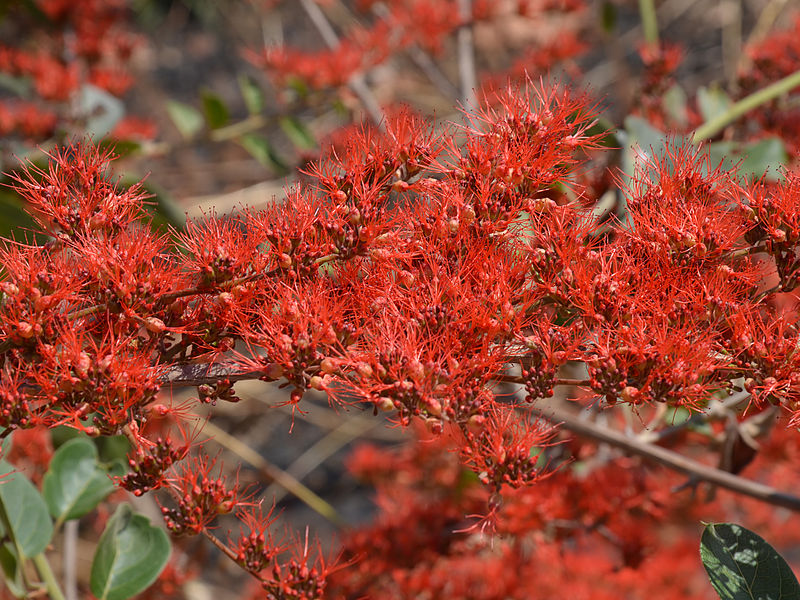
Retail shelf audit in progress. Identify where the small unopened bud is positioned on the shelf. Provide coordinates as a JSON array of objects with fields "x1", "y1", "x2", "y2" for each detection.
[
  {"x1": 447, "y1": 218, "x2": 459, "y2": 233},
  {"x1": 467, "y1": 414, "x2": 485, "y2": 432},
  {"x1": 217, "y1": 292, "x2": 234, "y2": 306},
  {"x1": 0, "y1": 283, "x2": 19, "y2": 297},
  {"x1": 377, "y1": 397, "x2": 395, "y2": 412},
  {"x1": 263, "y1": 363, "x2": 284, "y2": 381},
  {"x1": 278, "y1": 253, "x2": 293, "y2": 269},
  {"x1": 333, "y1": 190, "x2": 347, "y2": 203},
  {"x1": 144, "y1": 317, "x2": 166, "y2": 333},
  {"x1": 320, "y1": 357, "x2": 337, "y2": 374},
  {"x1": 308, "y1": 376, "x2": 325, "y2": 391},
  {"x1": 620, "y1": 386, "x2": 639, "y2": 403},
  {"x1": 356, "y1": 363, "x2": 374, "y2": 379},
  {"x1": 17, "y1": 321, "x2": 34, "y2": 339}
]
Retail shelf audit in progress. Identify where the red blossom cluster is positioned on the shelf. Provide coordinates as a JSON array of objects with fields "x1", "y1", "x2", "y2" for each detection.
[
  {"x1": 3, "y1": 76, "x2": 800, "y2": 594},
  {"x1": 250, "y1": 0, "x2": 586, "y2": 98},
  {"x1": 0, "y1": 0, "x2": 142, "y2": 141}
]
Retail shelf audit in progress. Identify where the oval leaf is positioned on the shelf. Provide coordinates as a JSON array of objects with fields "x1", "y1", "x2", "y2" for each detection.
[
  {"x1": 201, "y1": 90, "x2": 230, "y2": 129},
  {"x1": 90, "y1": 504, "x2": 170, "y2": 600},
  {"x1": 238, "y1": 74, "x2": 264, "y2": 115},
  {"x1": 166, "y1": 100, "x2": 204, "y2": 140},
  {"x1": 43, "y1": 437, "x2": 114, "y2": 522},
  {"x1": 0, "y1": 462, "x2": 53, "y2": 558},
  {"x1": 700, "y1": 522, "x2": 800, "y2": 600}
]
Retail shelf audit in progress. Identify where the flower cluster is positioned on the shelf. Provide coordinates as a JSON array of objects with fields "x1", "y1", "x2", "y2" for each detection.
[{"x1": 4, "y1": 72, "x2": 800, "y2": 593}]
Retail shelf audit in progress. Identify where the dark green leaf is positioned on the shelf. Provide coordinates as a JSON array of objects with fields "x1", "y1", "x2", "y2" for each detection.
[
  {"x1": 0, "y1": 190, "x2": 36, "y2": 239},
  {"x1": 42, "y1": 438, "x2": 114, "y2": 523},
  {"x1": 600, "y1": 1, "x2": 617, "y2": 33},
  {"x1": 0, "y1": 462, "x2": 53, "y2": 558},
  {"x1": 700, "y1": 522, "x2": 800, "y2": 600},
  {"x1": 90, "y1": 505, "x2": 170, "y2": 600},
  {"x1": 166, "y1": 100, "x2": 204, "y2": 139},
  {"x1": 279, "y1": 116, "x2": 316, "y2": 150},
  {"x1": 238, "y1": 74, "x2": 265, "y2": 115},
  {"x1": 0, "y1": 542, "x2": 25, "y2": 597},
  {"x1": 201, "y1": 90, "x2": 230, "y2": 129},
  {"x1": 239, "y1": 133, "x2": 288, "y2": 173}
]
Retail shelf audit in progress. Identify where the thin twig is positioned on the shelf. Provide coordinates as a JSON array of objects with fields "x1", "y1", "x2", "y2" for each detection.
[
  {"x1": 298, "y1": 0, "x2": 385, "y2": 127},
  {"x1": 526, "y1": 399, "x2": 800, "y2": 512},
  {"x1": 693, "y1": 68, "x2": 800, "y2": 142},
  {"x1": 201, "y1": 420, "x2": 344, "y2": 526},
  {"x1": 262, "y1": 417, "x2": 375, "y2": 504},
  {"x1": 456, "y1": 0, "x2": 477, "y2": 110}
]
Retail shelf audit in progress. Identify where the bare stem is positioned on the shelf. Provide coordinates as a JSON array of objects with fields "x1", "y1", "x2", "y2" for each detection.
[
  {"x1": 201, "y1": 420, "x2": 344, "y2": 526},
  {"x1": 693, "y1": 68, "x2": 800, "y2": 142},
  {"x1": 527, "y1": 399, "x2": 800, "y2": 512}
]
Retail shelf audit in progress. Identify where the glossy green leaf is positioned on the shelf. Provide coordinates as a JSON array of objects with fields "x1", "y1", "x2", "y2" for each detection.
[
  {"x1": 166, "y1": 100, "x2": 204, "y2": 139},
  {"x1": 43, "y1": 437, "x2": 114, "y2": 523},
  {"x1": 238, "y1": 74, "x2": 265, "y2": 115},
  {"x1": 239, "y1": 133, "x2": 288, "y2": 173},
  {"x1": 279, "y1": 116, "x2": 316, "y2": 150},
  {"x1": 697, "y1": 86, "x2": 733, "y2": 123},
  {"x1": 201, "y1": 90, "x2": 230, "y2": 129},
  {"x1": 0, "y1": 462, "x2": 53, "y2": 558},
  {"x1": 700, "y1": 522, "x2": 800, "y2": 600},
  {"x1": 90, "y1": 505, "x2": 170, "y2": 600}
]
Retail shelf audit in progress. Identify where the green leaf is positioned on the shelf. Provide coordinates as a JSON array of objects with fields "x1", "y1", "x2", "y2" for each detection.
[
  {"x1": 738, "y1": 138, "x2": 788, "y2": 181},
  {"x1": 0, "y1": 189, "x2": 36, "y2": 239},
  {"x1": 279, "y1": 116, "x2": 316, "y2": 150},
  {"x1": 663, "y1": 84, "x2": 689, "y2": 128},
  {"x1": 239, "y1": 133, "x2": 288, "y2": 173},
  {"x1": 0, "y1": 542, "x2": 25, "y2": 597},
  {"x1": 201, "y1": 90, "x2": 230, "y2": 129},
  {"x1": 700, "y1": 522, "x2": 800, "y2": 600},
  {"x1": 166, "y1": 100, "x2": 204, "y2": 139},
  {"x1": 79, "y1": 84, "x2": 125, "y2": 138},
  {"x1": 0, "y1": 462, "x2": 53, "y2": 558},
  {"x1": 0, "y1": 73, "x2": 31, "y2": 98},
  {"x1": 42, "y1": 437, "x2": 114, "y2": 523},
  {"x1": 90, "y1": 505, "x2": 170, "y2": 600},
  {"x1": 697, "y1": 86, "x2": 733, "y2": 123},
  {"x1": 600, "y1": 1, "x2": 617, "y2": 33},
  {"x1": 238, "y1": 74, "x2": 265, "y2": 115}
]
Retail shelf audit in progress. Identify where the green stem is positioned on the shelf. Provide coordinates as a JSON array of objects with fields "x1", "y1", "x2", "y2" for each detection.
[
  {"x1": 638, "y1": 0, "x2": 659, "y2": 46},
  {"x1": 32, "y1": 554, "x2": 66, "y2": 600},
  {"x1": 693, "y1": 69, "x2": 800, "y2": 142},
  {"x1": 209, "y1": 114, "x2": 268, "y2": 142}
]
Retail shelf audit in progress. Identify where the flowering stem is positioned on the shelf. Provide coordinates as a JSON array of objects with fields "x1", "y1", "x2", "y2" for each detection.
[{"x1": 693, "y1": 68, "x2": 800, "y2": 142}]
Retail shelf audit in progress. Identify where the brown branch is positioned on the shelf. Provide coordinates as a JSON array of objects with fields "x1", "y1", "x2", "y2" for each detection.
[{"x1": 526, "y1": 400, "x2": 800, "y2": 512}]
